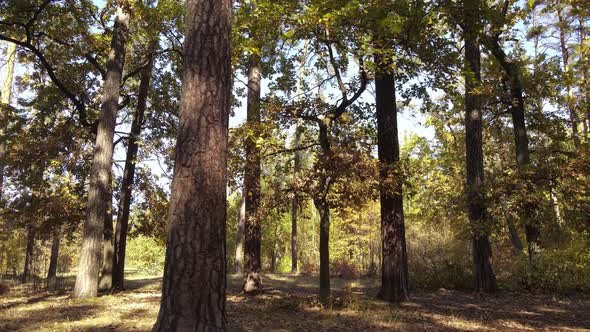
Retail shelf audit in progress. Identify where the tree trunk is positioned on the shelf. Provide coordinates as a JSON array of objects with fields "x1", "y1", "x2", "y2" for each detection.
[
  {"x1": 12, "y1": 255, "x2": 17, "y2": 277},
  {"x1": 0, "y1": 41, "x2": 16, "y2": 202},
  {"x1": 550, "y1": 187, "x2": 563, "y2": 227},
  {"x1": 74, "y1": 3, "x2": 130, "y2": 298},
  {"x1": 47, "y1": 226, "x2": 61, "y2": 288},
  {"x1": 557, "y1": 9, "x2": 579, "y2": 146},
  {"x1": 314, "y1": 196, "x2": 331, "y2": 302},
  {"x1": 22, "y1": 225, "x2": 35, "y2": 283},
  {"x1": 579, "y1": 17, "x2": 589, "y2": 141},
  {"x1": 235, "y1": 189, "x2": 246, "y2": 274},
  {"x1": 0, "y1": 244, "x2": 4, "y2": 275},
  {"x1": 500, "y1": 199, "x2": 524, "y2": 254},
  {"x1": 152, "y1": 0, "x2": 231, "y2": 330},
  {"x1": 99, "y1": 186, "x2": 114, "y2": 291},
  {"x1": 290, "y1": 190, "x2": 298, "y2": 274},
  {"x1": 270, "y1": 243, "x2": 277, "y2": 273},
  {"x1": 243, "y1": 55, "x2": 263, "y2": 294},
  {"x1": 374, "y1": 53, "x2": 409, "y2": 302},
  {"x1": 291, "y1": 125, "x2": 302, "y2": 274},
  {"x1": 463, "y1": 0, "x2": 497, "y2": 293},
  {"x1": 290, "y1": 42, "x2": 307, "y2": 275},
  {"x1": 315, "y1": 123, "x2": 331, "y2": 303},
  {"x1": 113, "y1": 43, "x2": 155, "y2": 291},
  {"x1": 483, "y1": 35, "x2": 539, "y2": 259}
]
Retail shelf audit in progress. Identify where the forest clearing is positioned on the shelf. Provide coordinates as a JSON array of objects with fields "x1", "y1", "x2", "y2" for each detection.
[
  {"x1": 2, "y1": 273, "x2": 590, "y2": 331},
  {"x1": 1, "y1": 0, "x2": 590, "y2": 330}
]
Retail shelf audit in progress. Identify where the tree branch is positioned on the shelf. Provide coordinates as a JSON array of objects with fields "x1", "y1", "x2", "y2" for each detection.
[
  {"x1": 0, "y1": 34, "x2": 91, "y2": 127},
  {"x1": 262, "y1": 143, "x2": 319, "y2": 159}
]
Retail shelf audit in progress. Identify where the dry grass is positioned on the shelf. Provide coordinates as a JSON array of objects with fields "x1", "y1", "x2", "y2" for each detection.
[{"x1": 1, "y1": 273, "x2": 589, "y2": 331}]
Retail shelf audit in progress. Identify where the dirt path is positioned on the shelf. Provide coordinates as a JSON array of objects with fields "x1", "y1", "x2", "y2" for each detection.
[{"x1": 1, "y1": 274, "x2": 589, "y2": 331}]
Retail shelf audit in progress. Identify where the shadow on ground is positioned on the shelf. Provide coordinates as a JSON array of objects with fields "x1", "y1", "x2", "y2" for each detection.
[{"x1": 1, "y1": 273, "x2": 589, "y2": 331}]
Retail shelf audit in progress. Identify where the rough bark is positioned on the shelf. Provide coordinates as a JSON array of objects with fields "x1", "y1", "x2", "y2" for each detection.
[
  {"x1": 0, "y1": 41, "x2": 16, "y2": 201},
  {"x1": 74, "y1": 3, "x2": 130, "y2": 298},
  {"x1": 113, "y1": 44, "x2": 155, "y2": 291},
  {"x1": 243, "y1": 55, "x2": 263, "y2": 294},
  {"x1": 22, "y1": 225, "x2": 35, "y2": 283},
  {"x1": 99, "y1": 187, "x2": 114, "y2": 291},
  {"x1": 374, "y1": 54, "x2": 409, "y2": 302},
  {"x1": 463, "y1": 0, "x2": 497, "y2": 293},
  {"x1": 235, "y1": 189, "x2": 245, "y2": 274},
  {"x1": 151, "y1": 0, "x2": 231, "y2": 330},
  {"x1": 47, "y1": 226, "x2": 61, "y2": 288}
]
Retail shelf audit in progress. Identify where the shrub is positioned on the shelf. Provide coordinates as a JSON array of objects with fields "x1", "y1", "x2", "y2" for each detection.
[
  {"x1": 300, "y1": 260, "x2": 319, "y2": 276},
  {"x1": 332, "y1": 259, "x2": 360, "y2": 280},
  {"x1": 126, "y1": 236, "x2": 166, "y2": 275},
  {"x1": 511, "y1": 232, "x2": 590, "y2": 293},
  {"x1": 407, "y1": 225, "x2": 473, "y2": 291}
]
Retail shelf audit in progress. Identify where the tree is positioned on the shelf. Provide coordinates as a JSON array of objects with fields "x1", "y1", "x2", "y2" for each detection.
[
  {"x1": 152, "y1": 0, "x2": 231, "y2": 329},
  {"x1": 555, "y1": 3, "x2": 580, "y2": 146},
  {"x1": 46, "y1": 226, "x2": 61, "y2": 288},
  {"x1": 0, "y1": 41, "x2": 17, "y2": 202},
  {"x1": 463, "y1": 0, "x2": 497, "y2": 293},
  {"x1": 112, "y1": 46, "x2": 154, "y2": 291},
  {"x1": 374, "y1": 50, "x2": 409, "y2": 302},
  {"x1": 290, "y1": 40, "x2": 309, "y2": 275},
  {"x1": 99, "y1": 173, "x2": 114, "y2": 290},
  {"x1": 237, "y1": 0, "x2": 292, "y2": 294},
  {"x1": 481, "y1": 2, "x2": 538, "y2": 258},
  {"x1": 74, "y1": 1, "x2": 131, "y2": 298},
  {"x1": 243, "y1": 52, "x2": 263, "y2": 294},
  {"x1": 235, "y1": 190, "x2": 246, "y2": 274},
  {"x1": 291, "y1": 124, "x2": 302, "y2": 274}
]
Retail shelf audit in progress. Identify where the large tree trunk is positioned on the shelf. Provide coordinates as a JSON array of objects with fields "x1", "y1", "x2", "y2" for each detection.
[
  {"x1": 46, "y1": 226, "x2": 61, "y2": 288},
  {"x1": 374, "y1": 54, "x2": 409, "y2": 302},
  {"x1": 463, "y1": 0, "x2": 497, "y2": 293},
  {"x1": 113, "y1": 44, "x2": 155, "y2": 291},
  {"x1": 151, "y1": 0, "x2": 231, "y2": 330},
  {"x1": 99, "y1": 186, "x2": 114, "y2": 291},
  {"x1": 22, "y1": 225, "x2": 35, "y2": 283},
  {"x1": 483, "y1": 35, "x2": 539, "y2": 259},
  {"x1": 0, "y1": 41, "x2": 16, "y2": 202},
  {"x1": 243, "y1": 55, "x2": 263, "y2": 294},
  {"x1": 235, "y1": 189, "x2": 246, "y2": 274},
  {"x1": 74, "y1": 3, "x2": 130, "y2": 298}
]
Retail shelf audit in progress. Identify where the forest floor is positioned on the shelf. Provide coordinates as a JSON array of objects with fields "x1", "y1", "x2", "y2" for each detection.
[{"x1": 0, "y1": 273, "x2": 589, "y2": 331}]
